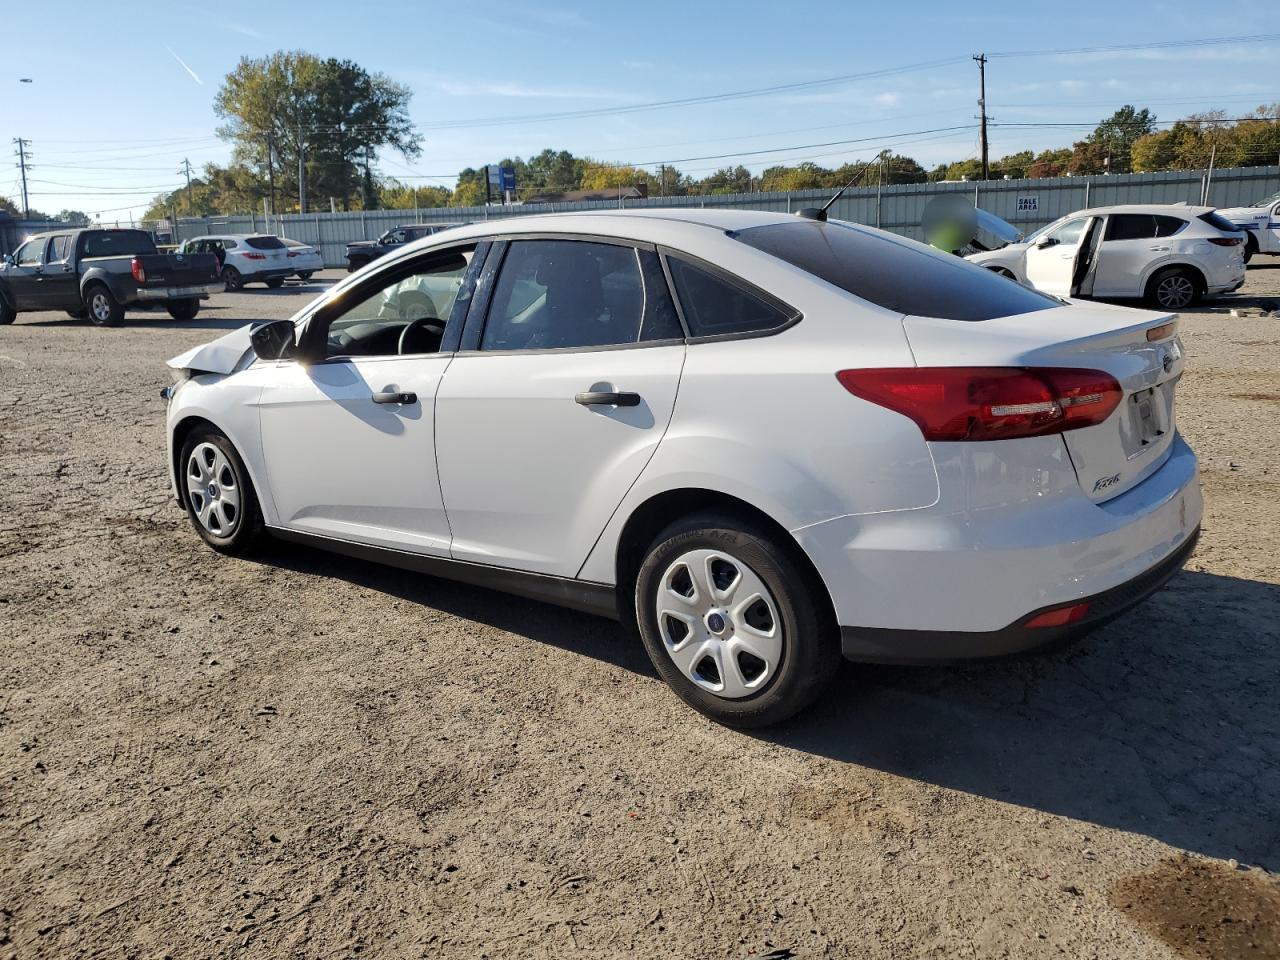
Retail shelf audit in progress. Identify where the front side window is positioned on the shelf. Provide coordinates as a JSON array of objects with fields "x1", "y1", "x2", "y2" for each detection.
[
  {"x1": 481, "y1": 240, "x2": 663, "y2": 351},
  {"x1": 321, "y1": 248, "x2": 473, "y2": 359},
  {"x1": 15, "y1": 239, "x2": 45, "y2": 266},
  {"x1": 666, "y1": 256, "x2": 793, "y2": 338},
  {"x1": 733, "y1": 219, "x2": 1057, "y2": 322},
  {"x1": 1046, "y1": 217, "x2": 1089, "y2": 245}
]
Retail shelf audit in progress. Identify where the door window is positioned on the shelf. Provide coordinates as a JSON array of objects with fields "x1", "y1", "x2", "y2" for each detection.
[
  {"x1": 319, "y1": 248, "x2": 474, "y2": 359},
  {"x1": 47, "y1": 236, "x2": 71, "y2": 263},
  {"x1": 1105, "y1": 214, "x2": 1160, "y2": 242},
  {"x1": 15, "y1": 239, "x2": 45, "y2": 266},
  {"x1": 1046, "y1": 217, "x2": 1088, "y2": 245},
  {"x1": 480, "y1": 240, "x2": 672, "y2": 351},
  {"x1": 666, "y1": 256, "x2": 793, "y2": 337}
]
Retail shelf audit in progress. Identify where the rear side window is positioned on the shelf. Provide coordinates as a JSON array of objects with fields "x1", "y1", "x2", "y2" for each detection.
[
  {"x1": 48, "y1": 236, "x2": 71, "y2": 262},
  {"x1": 1154, "y1": 216, "x2": 1187, "y2": 237},
  {"x1": 1198, "y1": 211, "x2": 1241, "y2": 233},
  {"x1": 81, "y1": 230, "x2": 157, "y2": 258},
  {"x1": 1106, "y1": 215, "x2": 1160, "y2": 241},
  {"x1": 733, "y1": 220, "x2": 1057, "y2": 322},
  {"x1": 482, "y1": 239, "x2": 654, "y2": 351},
  {"x1": 666, "y1": 256, "x2": 794, "y2": 337},
  {"x1": 245, "y1": 235, "x2": 285, "y2": 250}
]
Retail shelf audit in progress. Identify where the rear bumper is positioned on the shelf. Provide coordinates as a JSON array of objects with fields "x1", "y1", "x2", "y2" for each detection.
[
  {"x1": 839, "y1": 526, "x2": 1199, "y2": 663},
  {"x1": 135, "y1": 283, "x2": 221, "y2": 301},
  {"x1": 239, "y1": 268, "x2": 295, "y2": 282}
]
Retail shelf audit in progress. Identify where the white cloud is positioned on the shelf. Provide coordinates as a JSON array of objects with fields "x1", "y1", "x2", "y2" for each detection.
[
  {"x1": 875, "y1": 92, "x2": 903, "y2": 107},
  {"x1": 165, "y1": 46, "x2": 203, "y2": 86},
  {"x1": 222, "y1": 21, "x2": 263, "y2": 39}
]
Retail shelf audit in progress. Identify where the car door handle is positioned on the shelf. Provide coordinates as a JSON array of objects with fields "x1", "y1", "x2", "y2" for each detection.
[
  {"x1": 372, "y1": 391, "x2": 417, "y2": 405},
  {"x1": 1149, "y1": 246, "x2": 1170, "y2": 251},
  {"x1": 576, "y1": 390, "x2": 641, "y2": 407}
]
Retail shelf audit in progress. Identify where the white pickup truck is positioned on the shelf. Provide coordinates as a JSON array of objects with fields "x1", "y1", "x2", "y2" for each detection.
[{"x1": 1217, "y1": 189, "x2": 1280, "y2": 262}]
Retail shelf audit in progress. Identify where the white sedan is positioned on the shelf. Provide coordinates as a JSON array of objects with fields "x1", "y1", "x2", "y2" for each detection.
[
  {"x1": 1216, "y1": 189, "x2": 1280, "y2": 261},
  {"x1": 281, "y1": 238, "x2": 324, "y2": 280},
  {"x1": 162, "y1": 209, "x2": 1202, "y2": 727},
  {"x1": 966, "y1": 203, "x2": 1246, "y2": 310}
]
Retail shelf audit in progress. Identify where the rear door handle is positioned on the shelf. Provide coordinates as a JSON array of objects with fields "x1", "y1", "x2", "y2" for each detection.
[
  {"x1": 575, "y1": 391, "x2": 641, "y2": 407},
  {"x1": 372, "y1": 391, "x2": 417, "y2": 405}
]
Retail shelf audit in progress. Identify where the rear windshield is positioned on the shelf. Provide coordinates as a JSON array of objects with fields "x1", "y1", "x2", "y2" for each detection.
[
  {"x1": 732, "y1": 220, "x2": 1058, "y2": 321},
  {"x1": 1199, "y1": 211, "x2": 1242, "y2": 233},
  {"x1": 245, "y1": 235, "x2": 286, "y2": 250},
  {"x1": 81, "y1": 230, "x2": 157, "y2": 258}
]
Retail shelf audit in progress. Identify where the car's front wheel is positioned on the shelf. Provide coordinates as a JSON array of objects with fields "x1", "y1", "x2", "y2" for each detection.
[
  {"x1": 179, "y1": 429, "x2": 265, "y2": 554},
  {"x1": 634, "y1": 512, "x2": 840, "y2": 728},
  {"x1": 265, "y1": 277, "x2": 285, "y2": 289},
  {"x1": 0, "y1": 292, "x2": 15, "y2": 325},
  {"x1": 1244, "y1": 234, "x2": 1258, "y2": 264},
  {"x1": 296, "y1": 271, "x2": 314, "y2": 281}
]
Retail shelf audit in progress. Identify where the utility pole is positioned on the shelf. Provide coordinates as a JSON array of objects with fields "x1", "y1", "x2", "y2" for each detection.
[
  {"x1": 973, "y1": 53, "x2": 990, "y2": 181},
  {"x1": 266, "y1": 130, "x2": 277, "y2": 219},
  {"x1": 297, "y1": 127, "x2": 307, "y2": 214},
  {"x1": 13, "y1": 138, "x2": 31, "y2": 217},
  {"x1": 179, "y1": 157, "x2": 193, "y2": 216}
]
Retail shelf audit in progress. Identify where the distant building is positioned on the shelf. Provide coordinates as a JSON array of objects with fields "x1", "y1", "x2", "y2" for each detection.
[{"x1": 524, "y1": 185, "x2": 649, "y2": 204}]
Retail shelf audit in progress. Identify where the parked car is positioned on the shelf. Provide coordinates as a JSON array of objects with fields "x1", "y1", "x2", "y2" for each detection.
[
  {"x1": 345, "y1": 223, "x2": 462, "y2": 272},
  {"x1": 177, "y1": 234, "x2": 295, "y2": 291},
  {"x1": 162, "y1": 210, "x2": 1201, "y2": 727},
  {"x1": 0, "y1": 227, "x2": 220, "y2": 326},
  {"x1": 966, "y1": 204, "x2": 1246, "y2": 310},
  {"x1": 281, "y1": 238, "x2": 323, "y2": 280},
  {"x1": 1215, "y1": 190, "x2": 1280, "y2": 262}
]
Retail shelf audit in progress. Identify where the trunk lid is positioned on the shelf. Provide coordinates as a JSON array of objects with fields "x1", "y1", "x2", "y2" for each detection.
[{"x1": 902, "y1": 303, "x2": 1184, "y2": 502}]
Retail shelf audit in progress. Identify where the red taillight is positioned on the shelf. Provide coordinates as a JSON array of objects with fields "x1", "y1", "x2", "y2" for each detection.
[
  {"x1": 836, "y1": 367, "x2": 1124, "y2": 441},
  {"x1": 1208, "y1": 236, "x2": 1242, "y2": 246},
  {"x1": 1024, "y1": 602, "x2": 1090, "y2": 629},
  {"x1": 243, "y1": 252, "x2": 266, "y2": 260},
  {"x1": 287, "y1": 251, "x2": 299, "y2": 258},
  {"x1": 131, "y1": 257, "x2": 146, "y2": 283}
]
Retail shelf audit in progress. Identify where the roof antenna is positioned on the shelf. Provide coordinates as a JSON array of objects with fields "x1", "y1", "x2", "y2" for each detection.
[{"x1": 796, "y1": 161, "x2": 875, "y2": 222}]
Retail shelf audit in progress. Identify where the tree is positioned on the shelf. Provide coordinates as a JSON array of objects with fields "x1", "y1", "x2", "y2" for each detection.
[
  {"x1": 579, "y1": 162, "x2": 654, "y2": 191},
  {"x1": 1027, "y1": 148, "x2": 1072, "y2": 179},
  {"x1": 214, "y1": 51, "x2": 420, "y2": 212},
  {"x1": 0, "y1": 196, "x2": 19, "y2": 216},
  {"x1": 55, "y1": 209, "x2": 90, "y2": 224},
  {"x1": 1085, "y1": 105, "x2": 1157, "y2": 174}
]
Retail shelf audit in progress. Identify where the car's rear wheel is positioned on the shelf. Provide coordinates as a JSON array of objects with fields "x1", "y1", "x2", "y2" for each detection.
[
  {"x1": 296, "y1": 271, "x2": 314, "y2": 281},
  {"x1": 265, "y1": 277, "x2": 285, "y2": 289},
  {"x1": 167, "y1": 298, "x2": 199, "y2": 321},
  {"x1": 1244, "y1": 233, "x2": 1258, "y2": 264},
  {"x1": 634, "y1": 512, "x2": 840, "y2": 728},
  {"x1": 179, "y1": 429, "x2": 265, "y2": 554},
  {"x1": 1146, "y1": 267, "x2": 1199, "y2": 311},
  {"x1": 221, "y1": 266, "x2": 243, "y2": 291},
  {"x1": 0, "y1": 293, "x2": 15, "y2": 325},
  {"x1": 85, "y1": 283, "x2": 124, "y2": 326}
]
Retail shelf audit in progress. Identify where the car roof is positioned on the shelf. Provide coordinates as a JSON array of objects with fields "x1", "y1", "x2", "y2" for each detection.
[
  {"x1": 198, "y1": 233, "x2": 277, "y2": 240},
  {"x1": 1068, "y1": 203, "x2": 1213, "y2": 218}
]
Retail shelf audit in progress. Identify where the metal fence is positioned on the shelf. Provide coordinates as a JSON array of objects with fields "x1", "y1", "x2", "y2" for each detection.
[
  {"x1": 11, "y1": 166, "x2": 1277, "y2": 265},
  {"x1": 0, "y1": 216, "x2": 90, "y2": 257}
]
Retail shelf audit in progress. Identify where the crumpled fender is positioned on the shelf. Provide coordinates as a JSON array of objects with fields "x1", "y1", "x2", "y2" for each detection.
[{"x1": 166, "y1": 324, "x2": 256, "y2": 375}]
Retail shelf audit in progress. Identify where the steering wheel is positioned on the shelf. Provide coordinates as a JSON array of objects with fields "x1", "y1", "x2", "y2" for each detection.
[{"x1": 398, "y1": 317, "x2": 445, "y2": 355}]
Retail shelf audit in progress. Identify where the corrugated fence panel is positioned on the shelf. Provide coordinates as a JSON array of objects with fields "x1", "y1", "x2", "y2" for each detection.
[{"x1": 170, "y1": 165, "x2": 1280, "y2": 266}]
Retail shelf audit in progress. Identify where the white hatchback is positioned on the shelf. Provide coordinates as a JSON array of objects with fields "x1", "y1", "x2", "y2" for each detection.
[
  {"x1": 162, "y1": 210, "x2": 1202, "y2": 727},
  {"x1": 967, "y1": 204, "x2": 1246, "y2": 310}
]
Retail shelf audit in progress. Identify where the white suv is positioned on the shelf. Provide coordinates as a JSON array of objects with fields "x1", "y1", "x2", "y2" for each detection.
[
  {"x1": 178, "y1": 234, "x2": 295, "y2": 291},
  {"x1": 1216, "y1": 190, "x2": 1280, "y2": 262},
  {"x1": 162, "y1": 210, "x2": 1201, "y2": 727},
  {"x1": 967, "y1": 204, "x2": 1246, "y2": 310}
]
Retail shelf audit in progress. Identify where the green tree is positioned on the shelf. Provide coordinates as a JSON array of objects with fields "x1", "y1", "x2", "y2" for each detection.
[
  {"x1": 0, "y1": 196, "x2": 20, "y2": 216},
  {"x1": 1085, "y1": 105, "x2": 1157, "y2": 173},
  {"x1": 214, "y1": 50, "x2": 419, "y2": 212}
]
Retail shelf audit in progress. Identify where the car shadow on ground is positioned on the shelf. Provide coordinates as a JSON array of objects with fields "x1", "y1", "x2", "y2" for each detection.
[
  {"x1": 18, "y1": 314, "x2": 254, "y2": 331},
  {"x1": 254, "y1": 543, "x2": 1279, "y2": 867}
]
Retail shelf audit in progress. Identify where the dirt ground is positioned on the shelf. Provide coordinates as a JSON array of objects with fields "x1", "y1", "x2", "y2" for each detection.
[{"x1": 2, "y1": 262, "x2": 1279, "y2": 960}]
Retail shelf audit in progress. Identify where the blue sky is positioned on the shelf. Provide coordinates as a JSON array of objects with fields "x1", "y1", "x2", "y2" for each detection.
[{"x1": 4, "y1": 0, "x2": 1278, "y2": 220}]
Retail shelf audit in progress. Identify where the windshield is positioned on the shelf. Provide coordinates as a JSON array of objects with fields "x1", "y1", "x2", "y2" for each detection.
[
  {"x1": 1249, "y1": 190, "x2": 1280, "y2": 207},
  {"x1": 733, "y1": 219, "x2": 1058, "y2": 322}
]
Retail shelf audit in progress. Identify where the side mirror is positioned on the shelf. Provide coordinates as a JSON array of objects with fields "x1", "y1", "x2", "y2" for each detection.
[
  {"x1": 1, "y1": 254, "x2": 12, "y2": 266},
  {"x1": 250, "y1": 319, "x2": 297, "y2": 361},
  {"x1": 1036, "y1": 236, "x2": 1058, "y2": 249}
]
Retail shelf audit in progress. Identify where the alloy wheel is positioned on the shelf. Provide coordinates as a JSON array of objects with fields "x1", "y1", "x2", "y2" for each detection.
[
  {"x1": 90, "y1": 292, "x2": 113, "y2": 323},
  {"x1": 1155, "y1": 274, "x2": 1195, "y2": 309},
  {"x1": 186, "y1": 442, "x2": 241, "y2": 537},
  {"x1": 655, "y1": 548, "x2": 783, "y2": 699}
]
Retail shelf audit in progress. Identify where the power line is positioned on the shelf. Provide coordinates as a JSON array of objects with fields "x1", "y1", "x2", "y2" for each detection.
[{"x1": 990, "y1": 32, "x2": 1280, "y2": 58}]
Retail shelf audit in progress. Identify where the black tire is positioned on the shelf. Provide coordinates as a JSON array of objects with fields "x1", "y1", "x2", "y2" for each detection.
[
  {"x1": 265, "y1": 277, "x2": 285, "y2": 289},
  {"x1": 221, "y1": 266, "x2": 243, "y2": 292},
  {"x1": 1146, "y1": 266, "x2": 1200, "y2": 311},
  {"x1": 988, "y1": 266, "x2": 1018, "y2": 280},
  {"x1": 65, "y1": 307, "x2": 87, "y2": 320},
  {"x1": 85, "y1": 283, "x2": 124, "y2": 326},
  {"x1": 1244, "y1": 233, "x2": 1258, "y2": 264},
  {"x1": 0, "y1": 291, "x2": 15, "y2": 325},
  {"x1": 167, "y1": 298, "x2": 200, "y2": 321},
  {"x1": 178, "y1": 428, "x2": 265, "y2": 555},
  {"x1": 346, "y1": 260, "x2": 359, "y2": 273},
  {"x1": 296, "y1": 271, "x2": 314, "y2": 281},
  {"x1": 634, "y1": 511, "x2": 840, "y2": 728}
]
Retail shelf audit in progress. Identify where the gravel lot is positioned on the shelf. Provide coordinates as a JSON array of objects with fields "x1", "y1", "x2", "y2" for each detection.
[{"x1": 2, "y1": 263, "x2": 1279, "y2": 959}]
